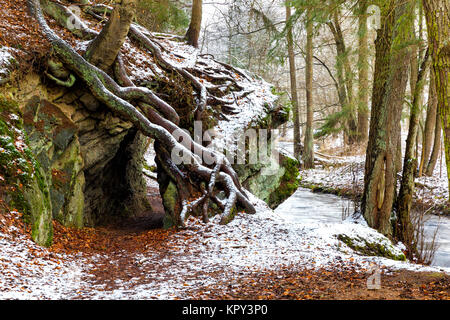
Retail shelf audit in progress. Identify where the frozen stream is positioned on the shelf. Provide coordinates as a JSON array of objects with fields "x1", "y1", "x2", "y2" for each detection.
[{"x1": 275, "y1": 187, "x2": 450, "y2": 268}]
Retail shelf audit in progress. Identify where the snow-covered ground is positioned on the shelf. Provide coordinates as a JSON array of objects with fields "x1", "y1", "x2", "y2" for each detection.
[
  {"x1": 1, "y1": 191, "x2": 449, "y2": 299},
  {"x1": 279, "y1": 132, "x2": 450, "y2": 268},
  {"x1": 2, "y1": 118, "x2": 449, "y2": 299},
  {"x1": 299, "y1": 158, "x2": 448, "y2": 212},
  {"x1": 279, "y1": 127, "x2": 449, "y2": 211},
  {"x1": 0, "y1": 226, "x2": 86, "y2": 299}
]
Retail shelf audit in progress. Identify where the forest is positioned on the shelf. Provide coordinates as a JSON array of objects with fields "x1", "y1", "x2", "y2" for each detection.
[{"x1": 0, "y1": 0, "x2": 449, "y2": 301}]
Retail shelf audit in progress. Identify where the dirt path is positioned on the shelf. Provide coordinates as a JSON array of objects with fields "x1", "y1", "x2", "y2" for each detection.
[
  {"x1": 47, "y1": 204, "x2": 450, "y2": 300},
  {"x1": 49, "y1": 223, "x2": 450, "y2": 300},
  {"x1": 2, "y1": 183, "x2": 447, "y2": 300}
]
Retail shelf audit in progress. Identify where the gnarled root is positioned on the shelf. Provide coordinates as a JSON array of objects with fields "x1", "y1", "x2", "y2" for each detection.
[
  {"x1": 27, "y1": 0, "x2": 255, "y2": 227},
  {"x1": 87, "y1": 6, "x2": 256, "y2": 123}
]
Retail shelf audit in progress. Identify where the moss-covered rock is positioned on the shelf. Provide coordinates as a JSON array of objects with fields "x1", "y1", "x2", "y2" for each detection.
[
  {"x1": 23, "y1": 174, "x2": 53, "y2": 247},
  {"x1": 225, "y1": 101, "x2": 299, "y2": 209},
  {"x1": 22, "y1": 96, "x2": 85, "y2": 228},
  {"x1": 161, "y1": 181, "x2": 178, "y2": 229},
  {"x1": 237, "y1": 146, "x2": 300, "y2": 209},
  {"x1": 267, "y1": 151, "x2": 300, "y2": 208},
  {"x1": 336, "y1": 232, "x2": 406, "y2": 261},
  {"x1": 50, "y1": 138, "x2": 85, "y2": 228},
  {"x1": 0, "y1": 94, "x2": 53, "y2": 246}
]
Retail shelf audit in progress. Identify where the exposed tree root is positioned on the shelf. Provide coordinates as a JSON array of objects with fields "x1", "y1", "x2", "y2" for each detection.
[
  {"x1": 41, "y1": 0, "x2": 97, "y2": 40},
  {"x1": 127, "y1": 25, "x2": 208, "y2": 121},
  {"x1": 86, "y1": 5, "x2": 253, "y2": 124},
  {"x1": 27, "y1": 0, "x2": 255, "y2": 227}
]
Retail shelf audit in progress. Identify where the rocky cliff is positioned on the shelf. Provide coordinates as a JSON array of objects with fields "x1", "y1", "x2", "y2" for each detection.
[{"x1": 0, "y1": 2, "x2": 298, "y2": 245}]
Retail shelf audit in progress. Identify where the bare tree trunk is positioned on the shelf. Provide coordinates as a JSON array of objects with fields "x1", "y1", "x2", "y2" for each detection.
[
  {"x1": 396, "y1": 128, "x2": 403, "y2": 173},
  {"x1": 85, "y1": 0, "x2": 136, "y2": 70},
  {"x1": 426, "y1": 103, "x2": 442, "y2": 175},
  {"x1": 185, "y1": 0, "x2": 203, "y2": 48},
  {"x1": 362, "y1": 0, "x2": 413, "y2": 237},
  {"x1": 419, "y1": 69, "x2": 438, "y2": 176},
  {"x1": 285, "y1": 5, "x2": 301, "y2": 160},
  {"x1": 362, "y1": 1, "x2": 394, "y2": 233},
  {"x1": 409, "y1": 9, "x2": 423, "y2": 167},
  {"x1": 423, "y1": 0, "x2": 450, "y2": 197},
  {"x1": 357, "y1": 0, "x2": 369, "y2": 143},
  {"x1": 327, "y1": 10, "x2": 357, "y2": 144},
  {"x1": 303, "y1": 9, "x2": 315, "y2": 169},
  {"x1": 396, "y1": 49, "x2": 430, "y2": 256}
]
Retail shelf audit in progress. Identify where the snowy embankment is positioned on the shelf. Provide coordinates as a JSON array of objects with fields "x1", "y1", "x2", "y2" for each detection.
[
  {"x1": 278, "y1": 128, "x2": 448, "y2": 213},
  {"x1": 299, "y1": 156, "x2": 448, "y2": 213}
]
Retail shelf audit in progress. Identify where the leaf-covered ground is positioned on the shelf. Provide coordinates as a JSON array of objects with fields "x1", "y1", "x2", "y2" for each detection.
[{"x1": 1, "y1": 188, "x2": 449, "y2": 300}]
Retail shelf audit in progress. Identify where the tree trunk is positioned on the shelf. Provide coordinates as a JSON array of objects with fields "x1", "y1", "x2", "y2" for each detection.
[
  {"x1": 362, "y1": 1, "x2": 395, "y2": 233},
  {"x1": 285, "y1": 6, "x2": 301, "y2": 160},
  {"x1": 426, "y1": 103, "x2": 442, "y2": 176},
  {"x1": 327, "y1": 10, "x2": 357, "y2": 144},
  {"x1": 362, "y1": 0, "x2": 413, "y2": 237},
  {"x1": 303, "y1": 9, "x2": 315, "y2": 169},
  {"x1": 395, "y1": 127, "x2": 403, "y2": 173},
  {"x1": 357, "y1": 0, "x2": 369, "y2": 143},
  {"x1": 419, "y1": 69, "x2": 438, "y2": 176},
  {"x1": 85, "y1": 0, "x2": 136, "y2": 71},
  {"x1": 185, "y1": 0, "x2": 203, "y2": 48},
  {"x1": 396, "y1": 49, "x2": 430, "y2": 256},
  {"x1": 423, "y1": 0, "x2": 450, "y2": 197}
]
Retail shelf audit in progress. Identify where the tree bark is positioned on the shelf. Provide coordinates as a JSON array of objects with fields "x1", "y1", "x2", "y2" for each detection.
[
  {"x1": 357, "y1": 0, "x2": 369, "y2": 143},
  {"x1": 303, "y1": 9, "x2": 315, "y2": 169},
  {"x1": 396, "y1": 49, "x2": 430, "y2": 256},
  {"x1": 185, "y1": 0, "x2": 203, "y2": 48},
  {"x1": 362, "y1": 0, "x2": 413, "y2": 237},
  {"x1": 85, "y1": 0, "x2": 136, "y2": 70},
  {"x1": 285, "y1": 5, "x2": 301, "y2": 160},
  {"x1": 362, "y1": 0, "x2": 395, "y2": 233},
  {"x1": 395, "y1": 129, "x2": 403, "y2": 173},
  {"x1": 327, "y1": 10, "x2": 357, "y2": 144},
  {"x1": 422, "y1": 0, "x2": 450, "y2": 197},
  {"x1": 426, "y1": 103, "x2": 442, "y2": 176},
  {"x1": 419, "y1": 69, "x2": 438, "y2": 176}
]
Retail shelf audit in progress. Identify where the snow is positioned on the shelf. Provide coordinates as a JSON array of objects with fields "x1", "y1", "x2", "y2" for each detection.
[
  {"x1": 121, "y1": 41, "x2": 163, "y2": 81},
  {"x1": 83, "y1": 199, "x2": 449, "y2": 299},
  {"x1": 116, "y1": 32, "x2": 280, "y2": 157},
  {"x1": 73, "y1": 40, "x2": 91, "y2": 53},
  {"x1": 211, "y1": 79, "x2": 279, "y2": 155},
  {"x1": 414, "y1": 166, "x2": 449, "y2": 209},
  {"x1": 1, "y1": 190, "x2": 448, "y2": 299},
  {"x1": 298, "y1": 147, "x2": 448, "y2": 212},
  {"x1": 0, "y1": 229, "x2": 85, "y2": 299},
  {"x1": 0, "y1": 47, "x2": 17, "y2": 83}
]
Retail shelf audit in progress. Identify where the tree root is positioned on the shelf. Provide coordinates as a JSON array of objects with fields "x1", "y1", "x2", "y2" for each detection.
[
  {"x1": 28, "y1": 0, "x2": 256, "y2": 227},
  {"x1": 127, "y1": 25, "x2": 207, "y2": 121},
  {"x1": 45, "y1": 71, "x2": 76, "y2": 87},
  {"x1": 86, "y1": 6, "x2": 253, "y2": 122},
  {"x1": 41, "y1": 0, "x2": 97, "y2": 40}
]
